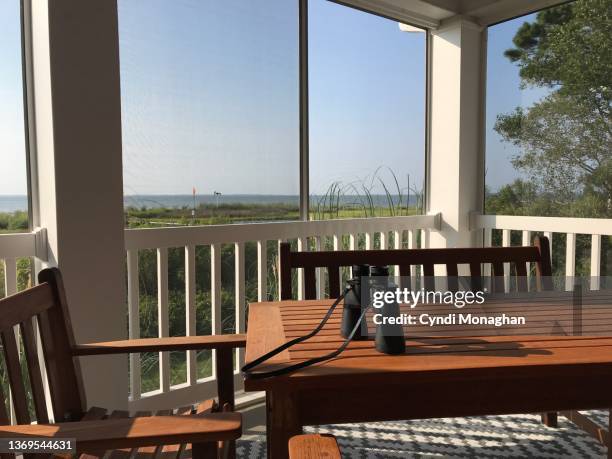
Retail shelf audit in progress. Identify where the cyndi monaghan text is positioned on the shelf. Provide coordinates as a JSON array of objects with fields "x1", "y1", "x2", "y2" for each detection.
[{"x1": 373, "y1": 313, "x2": 526, "y2": 327}]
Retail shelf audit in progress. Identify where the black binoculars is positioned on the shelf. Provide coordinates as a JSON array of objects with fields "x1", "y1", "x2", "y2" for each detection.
[{"x1": 341, "y1": 264, "x2": 406, "y2": 355}]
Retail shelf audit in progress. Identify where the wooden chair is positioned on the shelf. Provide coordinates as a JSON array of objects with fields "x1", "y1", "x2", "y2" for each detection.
[
  {"x1": 288, "y1": 434, "x2": 342, "y2": 459},
  {"x1": 279, "y1": 235, "x2": 558, "y2": 426},
  {"x1": 0, "y1": 267, "x2": 244, "y2": 458}
]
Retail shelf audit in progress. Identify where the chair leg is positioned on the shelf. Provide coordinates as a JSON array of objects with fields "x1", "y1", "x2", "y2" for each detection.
[
  {"x1": 192, "y1": 441, "x2": 218, "y2": 459},
  {"x1": 608, "y1": 409, "x2": 612, "y2": 459},
  {"x1": 217, "y1": 440, "x2": 235, "y2": 459},
  {"x1": 541, "y1": 412, "x2": 558, "y2": 427}
]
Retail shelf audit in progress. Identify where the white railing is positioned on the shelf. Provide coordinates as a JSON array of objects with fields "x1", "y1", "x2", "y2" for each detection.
[
  {"x1": 2, "y1": 215, "x2": 610, "y2": 411},
  {"x1": 0, "y1": 228, "x2": 47, "y2": 297},
  {"x1": 123, "y1": 214, "x2": 440, "y2": 410},
  {"x1": 471, "y1": 213, "x2": 612, "y2": 289}
]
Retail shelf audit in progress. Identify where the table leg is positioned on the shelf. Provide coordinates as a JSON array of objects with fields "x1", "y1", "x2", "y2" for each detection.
[{"x1": 266, "y1": 389, "x2": 303, "y2": 459}]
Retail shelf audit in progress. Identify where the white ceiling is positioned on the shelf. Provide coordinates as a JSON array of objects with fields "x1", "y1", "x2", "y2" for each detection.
[{"x1": 335, "y1": 0, "x2": 569, "y2": 28}]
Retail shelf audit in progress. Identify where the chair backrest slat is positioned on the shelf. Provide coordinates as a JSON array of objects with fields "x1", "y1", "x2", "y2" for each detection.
[
  {"x1": 36, "y1": 270, "x2": 84, "y2": 423},
  {"x1": 515, "y1": 262, "x2": 528, "y2": 292},
  {"x1": 0, "y1": 284, "x2": 55, "y2": 331},
  {"x1": 280, "y1": 242, "x2": 293, "y2": 301},
  {"x1": 0, "y1": 375, "x2": 10, "y2": 425},
  {"x1": 422, "y1": 263, "x2": 435, "y2": 291},
  {"x1": 19, "y1": 317, "x2": 50, "y2": 423},
  {"x1": 469, "y1": 262, "x2": 482, "y2": 291},
  {"x1": 328, "y1": 266, "x2": 340, "y2": 298},
  {"x1": 304, "y1": 267, "x2": 316, "y2": 300},
  {"x1": 399, "y1": 265, "x2": 410, "y2": 290},
  {"x1": 278, "y1": 237, "x2": 553, "y2": 299},
  {"x1": 491, "y1": 262, "x2": 505, "y2": 292},
  {"x1": 0, "y1": 329, "x2": 30, "y2": 424},
  {"x1": 445, "y1": 264, "x2": 459, "y2": 292}
]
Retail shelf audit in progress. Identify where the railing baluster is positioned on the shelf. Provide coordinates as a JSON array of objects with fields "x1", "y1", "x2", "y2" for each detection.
[
  {"x1": 234, "y1": 242, "x2": 246, "y2": 370},
  {"x1": 380, "y1": 231, "x2": 386, "y2": 250},
  {"x1": 544, "y1": 231, "x2": 553, "y2": 265},
  {"x1": 393, "y1": 230, "x2": 401, "y2": 250},
  {"x1": 393, "y1": 230, "x2": 401, "y2": 278},
  {"x1": 521, "y1": 230, "x2": 531, "y2": 285},
  {"x1": 211, "y1": 243, "x2": 222, "y2": 378},
  {"x1": 565, "y1": 233, "x2": 576, "y2": 291},
  {"x1": 348, "y1": 233, "x2": 356, "y2": 279},
  {"x1": 3, "y1": 257, "x2": 17, "y2": 297},
  {"x1": 185, "y1": 245, "x2": 197, "y2": 386},
  {"x1": 257, "y1": 240, "x2": 267, "y2": 302},
  {"x1": 297, "y1": 237, "x2": 306, "y2": 300},
  {"x1": 408, "y1": 230, "x2": 417, "y2": 249},
  {"x1": 483, "y1": 228, "x2": 492, "y2": 247},
  {"x1": 408, "y1": 230, "x2": 418, "y2": 285},
  {"x1": 127, "y1": 250, "x2": 141, "y2": 399},
  {"x1": 521, "y1": 230, "x2": 531, "y2": 246},
  {"x1": 483, "y1": 229, "x2": 492, "y2": 290},
  {"x1": 365, "y1": 232, "x2": 372, "y2": 250},
  {"x1": 502, "y1": 229, "x2": 511, "y2": 292},
  {"x1": 315, "y1": 236, "x2": 324, "y2": 299},
  {"x1": 590, "y1": 234, "x2": 601, "y2": 291},
  {"x1": 332, "y1": 234, "x2": 342, "y2": 286},
  {"x1": 157, "y1": 248, "x2": 170, "y2": 393}
]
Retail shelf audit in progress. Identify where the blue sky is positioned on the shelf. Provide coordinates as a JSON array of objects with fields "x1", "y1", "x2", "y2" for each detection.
[
  {"x1": 0, "y1": 0, "x2": 545, "y2": 196},
  {"x1": 0, "y1": 0, "x2": 28, "y2": 196}
]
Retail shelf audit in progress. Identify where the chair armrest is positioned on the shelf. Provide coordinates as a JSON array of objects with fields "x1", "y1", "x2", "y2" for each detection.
[
  {"x1": 0, "y1": 413, "x2": 241, "y2": 453},
  {"x1": 72, "y1": 334, "x2": 246, "y2": 356},
  {"x1": 289, "y1": 434, "x2": 342, "y2": 459}
]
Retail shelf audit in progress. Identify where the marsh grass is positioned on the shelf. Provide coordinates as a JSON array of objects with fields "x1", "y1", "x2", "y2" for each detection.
[{"x1": 312, "y1": 168, "x2": 423, "y2": 220}]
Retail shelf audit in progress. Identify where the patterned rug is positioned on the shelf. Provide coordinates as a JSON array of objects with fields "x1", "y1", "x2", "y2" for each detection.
[{"x1": 237, "y1": 412, "x2": 608, "y2": 458}]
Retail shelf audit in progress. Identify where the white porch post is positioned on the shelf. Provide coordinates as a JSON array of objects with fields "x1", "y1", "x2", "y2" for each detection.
[
  {"x1": 427, "y1": 18, "x2": 486, "y2": 249},
  {"x1": 27, "y1": 0, "x2": 128, "y2": 409}
]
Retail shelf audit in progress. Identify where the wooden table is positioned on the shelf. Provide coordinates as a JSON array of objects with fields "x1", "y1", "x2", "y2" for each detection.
[{"x1": 244, "y1": 297, "x2": 612, "y2": 458}]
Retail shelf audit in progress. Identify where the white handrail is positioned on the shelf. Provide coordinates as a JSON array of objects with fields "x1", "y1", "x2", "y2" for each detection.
[
  {"x1": 471, "y1": 213, "x2": 612, "y2": 235},
  {"x1": 125, "y1": 214, "x2": 441, "y2": 250},
  {"x1": 0, "y1": 227, "x2": 47, "y2": 259}
]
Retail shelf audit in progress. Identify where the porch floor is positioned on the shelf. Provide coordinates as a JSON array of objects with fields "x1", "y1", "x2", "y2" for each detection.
[{"x1": 237, "y1": 411, "x2": 608, "y2": 458}]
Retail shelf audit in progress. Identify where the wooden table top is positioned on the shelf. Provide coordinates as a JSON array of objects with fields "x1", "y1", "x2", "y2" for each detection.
[{"x1": 244, "y1": 294, "x2": 612, "y2": 391}]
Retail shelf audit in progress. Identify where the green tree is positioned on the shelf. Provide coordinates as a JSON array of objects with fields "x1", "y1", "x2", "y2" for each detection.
[{"x1": 493, "y1": 0, "x2": 612, "y2": 216}]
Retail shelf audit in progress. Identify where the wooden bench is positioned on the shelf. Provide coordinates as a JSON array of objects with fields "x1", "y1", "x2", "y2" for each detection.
[{"x1": 0, "y1": 267, "x2": 244, "y2": 458}]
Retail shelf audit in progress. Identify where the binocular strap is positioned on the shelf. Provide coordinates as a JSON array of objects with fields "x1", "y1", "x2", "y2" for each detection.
[{"x1": 241, "y1": 285, "x2": 371, "y2": 379}]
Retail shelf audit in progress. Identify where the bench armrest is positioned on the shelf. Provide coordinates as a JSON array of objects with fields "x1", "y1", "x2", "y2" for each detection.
[
  {"x1": 0, "y1": 413, "x2": 241, "y2": 453},
  {"x1": 72, "y1": 335, "x2": 246, "y2": 356}
]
